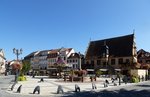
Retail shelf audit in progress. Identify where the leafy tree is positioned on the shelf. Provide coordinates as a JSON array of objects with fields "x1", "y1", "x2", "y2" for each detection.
[
  {"x1": 20, "y1": 60, "x2": 31, "y2": 75},
  {"x1": 95, "y1": 69, "x2": 102, "y2": 77}
]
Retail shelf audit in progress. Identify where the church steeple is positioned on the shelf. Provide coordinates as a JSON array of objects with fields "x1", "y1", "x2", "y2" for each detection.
[{"x1": 133, "y1": 29, "x2": 135, "y2": 35}]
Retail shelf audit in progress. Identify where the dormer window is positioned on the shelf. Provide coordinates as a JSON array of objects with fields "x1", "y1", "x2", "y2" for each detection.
[
  {"x1": 73, "y1": 53, "x2": 75, "y2": 56},
  {"x1": 103, "y1": 53, "x2": 105, "y2": 57}
]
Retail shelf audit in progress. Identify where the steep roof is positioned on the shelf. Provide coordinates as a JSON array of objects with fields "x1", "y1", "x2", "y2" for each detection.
[
  {"x1": 85, "y1": 34, "x2": 134, "y2": 58},
  {"x1": 68, "y1": 53, "x2": 80, "y2": 59},
  {"x1": 36, "y1": 50, "x2": 50, "y2": 56},
  {"x1": 47, "y1": 48, "x2": 73, "y2": 58},
  {"x1": 55, "y1": 57, "x2": 67, "y2": 65},
  {"x1": 137, "y1": 49, "x2": 150, "y2": 59},
  {"x1": 24, "y1": 51, "x2": 38, "y2": 60}
]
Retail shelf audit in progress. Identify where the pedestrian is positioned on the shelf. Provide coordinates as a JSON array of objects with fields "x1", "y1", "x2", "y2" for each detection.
[
  {"x1": 138, "y1": 76, "x2": 141, "y2": 82},
  {"x1": 142, "y1": 75, "x2": 144, "y2": 81},
  {"x1": 111, "y1": 78, "x2": 115, "y2": 83}
]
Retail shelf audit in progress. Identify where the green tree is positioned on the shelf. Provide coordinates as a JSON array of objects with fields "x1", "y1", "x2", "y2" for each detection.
[
  {"x1": 21, "y1": 60, "x2": 31, "y2": 75},
  {"x1": 95, "y1": 69, "x2": 102, "y2": 77}
]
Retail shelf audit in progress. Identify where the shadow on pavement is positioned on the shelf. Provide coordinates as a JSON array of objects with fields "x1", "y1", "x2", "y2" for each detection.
[
  {"x1": 136, "y1": 85, "x2": 150, "y2": 87},
  {"x1": 62, "y1": 89, "x2": 150, "y2": 97}
]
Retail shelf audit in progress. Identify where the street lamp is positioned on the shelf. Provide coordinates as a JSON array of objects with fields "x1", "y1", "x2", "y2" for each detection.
[
  {"x1": 13, "y1": 48, "x2": 22, "y2": 60},
  {"x1": 78, "y1": 52, "x2": 82, "y2": 70},
  {"x1": 13, "y1": 48, "x2": 22, "y2": 82}
]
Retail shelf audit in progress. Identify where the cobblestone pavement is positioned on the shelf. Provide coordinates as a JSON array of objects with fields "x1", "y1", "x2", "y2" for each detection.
[
  {"x1": 62, "y1": 81, "x2": 150, "y2": 97},
  {"x1": 1, "y1": 75, "x2": 150, "y2": 97}
]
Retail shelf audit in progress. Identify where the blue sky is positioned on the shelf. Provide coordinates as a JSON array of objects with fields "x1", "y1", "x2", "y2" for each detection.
[{"x1": 0, "y1": 0, "x2": 150, "y2": 60}]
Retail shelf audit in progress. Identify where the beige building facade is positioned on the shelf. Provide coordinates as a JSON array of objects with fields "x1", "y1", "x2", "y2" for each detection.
[{"x1": 0, "y1": 49, "x2": 6, "y2": 74}]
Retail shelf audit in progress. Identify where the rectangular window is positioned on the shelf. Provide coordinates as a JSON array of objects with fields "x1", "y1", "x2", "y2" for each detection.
[
  {"x1": 91, "y1": 60, "x2": 94, "y2": 65},
  {"x1": 102, "y1": 62, "x2": 106, "y2": 67},
  {"x1": 73, "y1": 64, "x2": 75, "y2": 69},
  {"x1": 76, "y1": 60, "x2": 78, "y2": 62},
  {"x1": 146, "y1": 60, "x2": 150, "y2": 63},
  {"x1": 118, "y1": 58, "x2": 123, "y2": 64},
  {"x1": 111, "y1": 59, "x2": 115, "y2": 65},
  {"x1": 97, "y1": 60, "x2": 101, "y2": 65},
  {"x1": 126, "y1": 59, "x2": 130, "y2": 64},
  {"x1": 70, "y1": 60, "x2": 72, "y2": 63}
]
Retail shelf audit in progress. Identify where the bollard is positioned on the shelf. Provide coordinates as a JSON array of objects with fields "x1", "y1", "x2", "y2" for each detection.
[
  {"x1": 92, "y1": 82, "x2": 97, "y2": 89},
  {"x1": 114, "y1": 83, "x2": 117, "y2": 86},
  {"x1": 40, "y1": 78, "x2": 44, "y2": 82},
  {"x1": 33, "y1": 86, "x2": 40, "y2": 94},
  {"x1": 90, "y1": 76, "x2": 93, "y2": 82},
  {"x1": 75, "y1": 84, "x2": 80, "y2": 92},
  {"x1": 123, "y1": 76, "x2": 127, "y2": 84},
  {"x1": 11, "y1": 82, "x2": 17, "y2": 91},
  {"x1": 142, "y1": 76, "x2": 144, "y2": 81},
  {"x1": 71, "y1": 76, "x2": 73, "y2": 82},
  {"x1": 106, "y1": 83, "x2": 108, "y2": 87},
  {"x1": 81, "y1": 76, "x2": 84, "y2": 82},
  {"x1": 146, "y1": 75, "x2": 148, "y2": 81},
  {"x1": 17, "y1": 85, "x2": 22, "y2": 93},
  {"x1": 64, "y1": 76, "x2": 67, "y2": 82},
  {"x1": 94, "y1": 76, "x2": 97, "y2": 81},
  {"x1": 32, "y1": 73, "x2": 35, "y2": 78},
  {"x1": 112, "y1": 79, "x2": 114, "y2": 83},
  {"x1": 105, "y1": 79, "x2": 109, "y2": 84},
  {"x1": 104, "y1": 83, "x2": 108, "y2": 88},
  {"x1": 57, "y1": 85, "x2": 64, "y2": 94},
  {"x1": 104, "y1": 83, "x2": 106, "y2": 88},
  {"x1": 119, "y1": 77, "x2": 121, "y2": 85},
  {"x1": 138, "y1": 76, "x2": 140, "y2": 82}
]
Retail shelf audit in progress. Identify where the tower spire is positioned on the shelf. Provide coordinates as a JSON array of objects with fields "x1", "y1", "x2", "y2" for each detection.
[{"x1": 133, "y1": 29, "x2": 135, "y2": 34}]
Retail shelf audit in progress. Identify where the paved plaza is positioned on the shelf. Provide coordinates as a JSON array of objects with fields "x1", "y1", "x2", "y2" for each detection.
[
  {"x1": 7, "y1": 76, "x2": 114, "y2": 96},
  {"x1": 1, "y1": 75, "x2": 150, "y2": 97}
]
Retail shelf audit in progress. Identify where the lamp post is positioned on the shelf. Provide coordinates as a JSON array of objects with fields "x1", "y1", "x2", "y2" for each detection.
[
  {"x1": 78, "y1": 52, "x2": 82, "y2": 70},
  {"x1": 13, "y1": 48, "x2": 22, "y2": 61},
  {"x1": 13, "y1": 48, "x2": 22, "y2": 82}
]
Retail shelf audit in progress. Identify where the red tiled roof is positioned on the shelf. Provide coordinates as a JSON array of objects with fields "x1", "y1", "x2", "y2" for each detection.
[{"x1": 68, "y1": 53, "x2": 80, "y2": 59}]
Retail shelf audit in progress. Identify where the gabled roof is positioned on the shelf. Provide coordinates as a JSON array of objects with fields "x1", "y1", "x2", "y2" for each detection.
[
  {"x1": 68, "y1": 53, "x2": 80, "y2": 59},
  {"x1": 24, "y1": 51, "x2": 39, "y2": 59},
  {"x1": 137, "y1": 49, "x2": 150, "y2": 58},
  {"x1": 36, "y1": 50, "x2": 50, "y2": 56},
  {"x1": 85, "y1": 34, "x2": 134, "y2": 58},
  {"x1": 47, "y1": 48, "x2": 73, "y2": 58},
  {"x1": 49, "y1": 49, "x2": 60, "y2": 54},
  {"x1": 55, "y1": 57, "x2": 67, "y2": 65}
]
